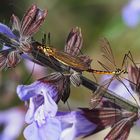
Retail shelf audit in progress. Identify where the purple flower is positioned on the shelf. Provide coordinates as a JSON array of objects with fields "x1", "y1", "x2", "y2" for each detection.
[
  {"x1": 0, "y1": 23, "x2": 16, "y2": 39},
  {"x1": 0, "y1": 4, "x2": 47, "y2": 69},
  {"x1": 17, "y1": 81, "x2": 58, "y2": 122},
  {"x1": 17, "y1": 81, "x2": 97, "y2": 140},
  {"x1": 17, "y1": 79, "x2": 138, "y2": 140},
  {"x1": 122, "y1": 0, "x2": 140, "y2": 27},
  {"x1": 24, "y1": 117, "x2": 61, "y2": 140},
  {"x1": 0, "y1": 107, "x2": 25, "y2": 140},
  {"x1": 11, "y1": 5, "x2": 47, "y2": 52},
  {"x1": 24, "y1": 109, "x2": 97, "y2": 140},
  {"x1": 22, "y1": 110, "x2": 97, "y2": 140},
  {"x1": 17, "y1": 81, "x2": 60, "y2": 140},
  {"x1": 57, "y1": 110, "x2": 97, "y2": 140}
]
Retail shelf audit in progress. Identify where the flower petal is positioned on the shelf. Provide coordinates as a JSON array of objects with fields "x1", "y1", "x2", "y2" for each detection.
[
  {"x1": 0, "y1": 23, "x2": 16, "y2": 38},
  {"x1": 57, "y1": 110, "x2": 97, "y2": 139},
  {"x1": 122, "y1": 5, "x2": 139, "y2": 27},
  {"x1": 0, "y1": 108, "x2": 25, "y2": 140},
  {"x1": 17, "y1": 81, "x2": 58, "y2": 101},
  {"x1": 24, "y1": 118, "x2": 61, "y2": 140},
  {"x1": 25, "y1": 98, "x2": 36, "y2": 124},
  {"x1": 33, "y1": 93, "x2": 58, "y2": 127}
]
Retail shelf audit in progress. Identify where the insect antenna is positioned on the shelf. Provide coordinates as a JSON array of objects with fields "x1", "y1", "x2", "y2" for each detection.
[
  {"x1": 42, "y1": 33, "x2": 47, "y2": 45},
  {"x1": 48, "y1": 32, "x2": 51, "y2": 46}
]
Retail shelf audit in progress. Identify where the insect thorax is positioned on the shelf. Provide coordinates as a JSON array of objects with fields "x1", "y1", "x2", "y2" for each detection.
[
  {"x1": 37, "y1": 45, "x2": 55, "y2": 56},
  {"x1": 115, "y1": 68, "x2": 127, "y2": 75}
]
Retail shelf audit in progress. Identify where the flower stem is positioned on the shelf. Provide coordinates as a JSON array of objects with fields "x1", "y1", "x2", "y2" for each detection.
[{"x1": 81, "y1": 76, "x2": 138, "y2": 112}]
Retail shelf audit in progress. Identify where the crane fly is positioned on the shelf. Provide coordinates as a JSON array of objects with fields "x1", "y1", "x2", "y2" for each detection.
[
  {"x1": 37, "y1": 45, "x2": 89, "y2": 71},
  {"x1": 37, "y1": 37, "x2": 127, "y2": 75},
  {"x1": 36, "y1": 43, "x2": 121, "y2": 74},
  {"x1": 90, "y1": 38, "x2": 139, "y2": 108}
]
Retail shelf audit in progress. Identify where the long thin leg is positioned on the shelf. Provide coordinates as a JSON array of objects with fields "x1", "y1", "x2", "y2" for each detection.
[
  {"x1": 126, "y1": 51, "x2": 137, "y2": 68},
  {"x1": 121, "y1": 53, "x2": 129, "y2": 72},
  {"x1": 116, "y1": 77, "x2": 139, "y2": 108},
  {"x1": 90, "y1": 76, "x2": 115, "y2": 108}
]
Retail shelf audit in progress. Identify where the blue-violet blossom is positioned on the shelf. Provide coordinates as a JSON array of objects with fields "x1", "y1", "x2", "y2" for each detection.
[
  {"x1": 0, "y1": 107, "x2": 25, "y2": 140},
  {"x1": 122, "y1": 0, "x2": 140, "y2": 27},
  {"x1": 17, "y1": 81, "x2": 97, "y2": 140},
  {"x1": 0, "y1": 4, "x2": 47, "y2": 69}
]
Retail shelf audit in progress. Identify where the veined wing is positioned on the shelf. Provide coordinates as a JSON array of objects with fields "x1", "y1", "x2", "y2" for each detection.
[
  {"x1": 52, "y1": 49, "x2": 89, "y2": 71},
  {"x1": 64, "y1": 27, "x2": 83, "y2": 56},
  {"x1": 90, "y1": 75, "x2": 115, "y2": 108},
  {"x1": 99, "y1": 38, "x2": 116, "y2": 70},
  {"x1": 98, "y1": 60, "x2": 113, "y2": 72}
]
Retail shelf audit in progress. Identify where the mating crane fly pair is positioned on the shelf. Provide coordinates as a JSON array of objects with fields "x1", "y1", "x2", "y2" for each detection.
[
  {"x1": 0, "y1": 25, "x2": 135, "y2": 104},
  {"x1": 35, "y1": 35, "x2": 128, "y2": 77},
  {"x1": 33, "y1": 34, "x2": 139, "y2": 107}
]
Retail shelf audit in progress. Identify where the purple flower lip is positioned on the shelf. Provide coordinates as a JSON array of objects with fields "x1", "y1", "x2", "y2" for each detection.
[
  {"x1": 16, "y1": 81, "x2": 58, "y2": 101},
  {"x1": 0, "y1": 23, "x2": 17, "y2": 39},
  {"x1": 122, "y1": 0, "x2": 140, "y2": 27},
  {"x1": 17, "y1": 85, "x2": 36, "y2": 101}
]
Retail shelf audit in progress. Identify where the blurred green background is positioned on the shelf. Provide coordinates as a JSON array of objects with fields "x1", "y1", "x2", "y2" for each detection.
[{"x1": 0, "y1": 0, "x2": 140, "y2": 139}]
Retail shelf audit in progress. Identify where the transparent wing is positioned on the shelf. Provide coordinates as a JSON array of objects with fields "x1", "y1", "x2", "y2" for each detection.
[
  {"x1": 90, "y1": 76, "x2": 115, "y2": 108},
  {"x1": 99, "y1": 37, "x2": 116, "y2": 70},
  {"x1": 98, "y1": 60, "x2": 113, "y2": 72}
]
